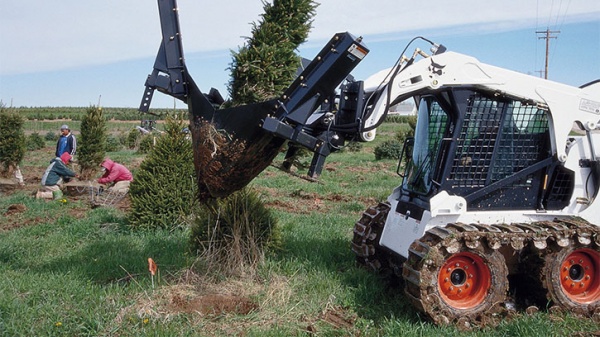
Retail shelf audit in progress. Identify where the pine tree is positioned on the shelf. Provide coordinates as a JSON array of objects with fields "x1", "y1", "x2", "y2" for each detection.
[
  {"x1": 78, "y1": 106, "x2": 107, "y2": 178},
  {"x1": 129, "y1": 114, "x2": 197, "y2": 229},
  {"x1": 228, "y1": 0, "x2": 317, "y2": 105},
  {"x1": 188, "y1": 0, "x2": 317, "y2": 273},
  {"x1": 0, "y1": 106, "x2": 26, "y2": 177}
]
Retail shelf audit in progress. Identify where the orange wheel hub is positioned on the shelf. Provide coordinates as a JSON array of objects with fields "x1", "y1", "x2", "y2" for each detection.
[
  {"x1": 438, "y1": 252, "x2": 491, "y2": 309},
  {"x1": 559, "y1": 248, "x2": 600, "y2": 303}
]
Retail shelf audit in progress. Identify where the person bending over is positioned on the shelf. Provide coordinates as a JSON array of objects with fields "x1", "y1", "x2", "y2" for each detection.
[
  {"x1": 38, "y1": 152, "x2": 78, "y2": 199},
  {"x1": 98, "y1": 158, "x2": 133, "y2": 193}
]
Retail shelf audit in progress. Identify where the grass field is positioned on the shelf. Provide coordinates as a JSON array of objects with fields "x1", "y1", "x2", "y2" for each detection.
[{"x1": 0, "y1": 121, "x2": 598, "y2": 336}]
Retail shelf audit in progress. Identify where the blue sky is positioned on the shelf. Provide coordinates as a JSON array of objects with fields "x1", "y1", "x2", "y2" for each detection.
[{"x1": 1, "y1": 0, "x2": 599, "y2": 109}]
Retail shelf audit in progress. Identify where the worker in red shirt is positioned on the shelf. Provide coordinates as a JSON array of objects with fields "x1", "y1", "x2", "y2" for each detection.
[{"x1": 98, "y1": 158, "x2": 133, "y2": 193}]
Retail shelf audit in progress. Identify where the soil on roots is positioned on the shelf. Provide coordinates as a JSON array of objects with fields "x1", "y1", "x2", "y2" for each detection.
[{"x1": 190, "y1": 119, "x2": 284, "y2": 201}]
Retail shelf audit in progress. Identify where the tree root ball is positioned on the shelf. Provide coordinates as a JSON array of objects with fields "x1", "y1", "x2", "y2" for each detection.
[{"x1": 190, "y1": 118, "x2": 284, "y2": 201}]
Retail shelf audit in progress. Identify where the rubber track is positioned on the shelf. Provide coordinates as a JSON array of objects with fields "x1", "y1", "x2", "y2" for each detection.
[
  {"x1": 352, "y1": 204, "x2": 600, "y2": 327},
  {"x1": 351, "y1": 202, "x2": 392, "y2": 273},
  {"x1": 405, "y1": 218, "x2": 599, "y2": 327}
]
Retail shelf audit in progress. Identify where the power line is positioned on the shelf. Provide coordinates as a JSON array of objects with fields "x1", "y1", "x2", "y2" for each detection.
[
  {"x1": 536, "y1": 28, "x2": 560, "y2": 79},
  {"x1": 550, "y1": 0, "x2": 571, "y2": 68}
]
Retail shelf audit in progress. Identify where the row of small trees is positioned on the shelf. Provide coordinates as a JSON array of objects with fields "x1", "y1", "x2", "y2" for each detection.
[
  {"x1": 0, "y1": 103, "x2": 279, "y2": 277},
  {"x1": 0, "y1": 105, "x2": 106, "y2": 178},
  {"x1": 196, "y1": 0, "x2": 317, "y2": 274}
]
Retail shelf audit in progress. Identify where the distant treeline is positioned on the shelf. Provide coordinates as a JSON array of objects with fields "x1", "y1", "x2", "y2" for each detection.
[
  {"x1": 7, "y1": 106, "x2": 414, "y2": 124},
  {"x1": 6, "y1": 107, "x2": 187, "y2": 121}
]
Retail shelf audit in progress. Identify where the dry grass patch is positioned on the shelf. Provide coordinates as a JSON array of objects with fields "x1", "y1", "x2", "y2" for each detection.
[{"x1": 112, "y1": 270, "x2": 299, "y2": 335}]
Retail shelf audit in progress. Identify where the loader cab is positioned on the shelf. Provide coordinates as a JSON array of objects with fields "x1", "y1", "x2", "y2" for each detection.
[{"x1": 398, "y1": 89, "x2": 574, "y2": 214}]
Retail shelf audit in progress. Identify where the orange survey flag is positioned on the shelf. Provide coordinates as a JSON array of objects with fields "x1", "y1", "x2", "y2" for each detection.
[{"x1": 148, "y1": 258, "x2": 157, "y2": 276}]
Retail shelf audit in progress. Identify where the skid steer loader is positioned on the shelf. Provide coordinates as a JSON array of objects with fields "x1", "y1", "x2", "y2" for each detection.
[{"x1": 140, "y1": 0, "x2": 599, "y2": 326}]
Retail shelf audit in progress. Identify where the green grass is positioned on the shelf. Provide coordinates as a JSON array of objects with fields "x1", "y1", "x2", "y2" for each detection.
[
  {"x1": 0, "y1": 198, "x2": 192, "y2": 335},
  {"x1": 0, "y1": 122, "x2": 598, "y2": 336}
]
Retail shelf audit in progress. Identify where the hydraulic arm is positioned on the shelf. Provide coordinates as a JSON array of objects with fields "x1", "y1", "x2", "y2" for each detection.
[{"x1": 140, "y1": 0, "x2": 370, "y2": 198}]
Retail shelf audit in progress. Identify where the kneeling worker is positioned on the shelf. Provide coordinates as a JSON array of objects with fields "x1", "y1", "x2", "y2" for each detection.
[
  {"x1": 98, "y1": 158, "x2": 133, "y2": 193},
  {"x1": 38, "y1": 152, "x2": 79, "y2": 199}
]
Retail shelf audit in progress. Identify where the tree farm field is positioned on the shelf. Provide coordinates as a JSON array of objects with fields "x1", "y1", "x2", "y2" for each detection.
[{"x1": 0, "y1": 117, "x2": 598, "y2": 336}]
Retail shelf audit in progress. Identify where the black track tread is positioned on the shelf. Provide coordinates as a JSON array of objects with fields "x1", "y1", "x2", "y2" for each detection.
[
  {"x1": 402, "y1": 218, "x2": 600, "y2": 327},
  {"x1": 351, "y1": 202, "x2": 392, "y2": 273},
  {"x1": 352, "y1": 206, "x2": 600, "y2": 328},
  {"x1": 402, "y1": 223, "x2": 508, "y2": 327},
  {"x1": 538, "y1": 219, "x2": 600, "y2": 316}
]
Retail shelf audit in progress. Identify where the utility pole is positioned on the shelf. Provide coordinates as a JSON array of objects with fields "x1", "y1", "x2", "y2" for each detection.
[
  {"x1": 536, "y1": 28, "x2": 560, "y2": 79},
  {"x1": 534, "y1": 70, "x2": 545, "y2": 78}
]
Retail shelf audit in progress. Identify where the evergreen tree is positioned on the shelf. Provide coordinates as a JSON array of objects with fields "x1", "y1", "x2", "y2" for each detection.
[
  {"x1": 78, "y1": 106, "x2": 107, "y2": 178},
  {"x1": 129, "y1": 114, "x2": 197, "y2": 229},
  {"x1": 0, "y1": 106, "x2": 26, "y2": 177},
  {"x1": 188, "y1": 0, "x2": 317, "y2": 273},
  {"x1": 228, "y1": 0, "x2": 317, "y2": 105}
]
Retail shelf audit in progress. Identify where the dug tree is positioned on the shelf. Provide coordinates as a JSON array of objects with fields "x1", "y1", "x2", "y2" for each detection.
[
  {"x1": 189, "y1": 0, "x2": 317, "y2": 275},
  {"x1": 228, "y1": 0, "x2": 317, "y2": 105}
]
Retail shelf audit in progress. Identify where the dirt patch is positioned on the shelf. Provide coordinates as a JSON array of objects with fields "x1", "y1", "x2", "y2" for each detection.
[
  {"x1": 111, "y1": 273, "x2": 296, "y2": 335},
  {"x1": 0, "y1": 216, "x2": 45, "y2": 232},
  {"x1": 572, "y1": 332, "x2": 600, "y2": 337},
  {"x1": 320, "y1": 306, "x2": 357, "y2": 329},
  {"x1": 169, "y1": 293, "x2": 257, "y2": 315},
  {"x1": 114, "y1": 195, "x2": 131, "y2": 212},
  {"x1": 346, "y1": 162, "x2": 394, "y2": 174},
  {"x1": 3, "y1": 203, "x2": 26, "y2": 216},
  {"x1": 259, "y1": 184, "x2": 377, "y2": 215},
  {"x1": 68, "y1": 206, "x2": 90, "y2": 219},
  {"x1": 306, "y1": 305, "x2": 357, "y2": 334},
  {"x1": 0, "y1": 182, "x2": 22, "y2": 195},
  {"x1": 119, "y1": 274, "x2": 263, "y2": 319}
]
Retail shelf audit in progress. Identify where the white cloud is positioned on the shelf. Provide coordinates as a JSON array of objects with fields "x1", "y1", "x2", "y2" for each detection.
[{"x1": 1, "y1": 0, "x2": 598, "y2": 76}]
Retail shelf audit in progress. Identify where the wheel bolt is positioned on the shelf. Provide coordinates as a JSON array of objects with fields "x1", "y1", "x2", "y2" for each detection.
[
  {"x1": 449, "y1": 286, "x2": 454, "y2": 291},
  {"x1": 458, "y1": 289, "x2": 462, "y2": 293},
  {"x1": 585, "y1": 275, "x2": 590, "y2": 280},
  {"x1": 580, "y1": 283, "x2": 585, "y2": 287},
  {"x1": 444, "y1": 278, "x2": 449, "y2": 283},
  {"x1": 571, "y1": 283, "x2": 575, "y2": 287},
  {"x1": 579, "y1": 259, "x2": 583, "y2": 264},
  {"x1": 455, "y1": 263, "x2": 460, "y2": 267},
  {"x1": 570, "y1": 260, "x2": 575, "y2": 264}
]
